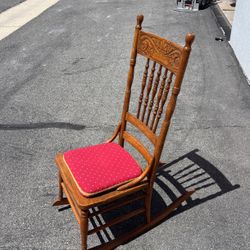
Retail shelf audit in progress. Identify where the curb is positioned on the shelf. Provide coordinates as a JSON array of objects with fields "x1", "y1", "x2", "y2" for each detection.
[
  {"x1": 210, "y1": 3, "x2": 232, "y2": 40},
  {"x1": 0, "y1": 0, "x2": 59, "y2": 41},
  {"x1": 0, "y1": 0, "x2": 26, "y2": 14}
]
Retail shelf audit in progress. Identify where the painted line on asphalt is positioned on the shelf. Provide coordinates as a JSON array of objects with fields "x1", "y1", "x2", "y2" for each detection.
[{"x1": 0, "y1": 0, "x2": 59, "y2": 41}]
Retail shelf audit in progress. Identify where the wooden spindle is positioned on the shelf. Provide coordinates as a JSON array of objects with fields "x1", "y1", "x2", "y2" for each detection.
[
  {"x1": 137, "y1": 58, "x2": 150, "y2": 118},
  {"x1": 150, "y1": 68, "x2": 168, "y2": 130},
  {"x1": 141, "y1": 61, "x2": 156, "y2": 122},
  {"x1": 145, "y1": 64, "x2": 162, "y2": 125},
  {"x1": 152, "y1": 72, "x2": 174, "y2": 133}
]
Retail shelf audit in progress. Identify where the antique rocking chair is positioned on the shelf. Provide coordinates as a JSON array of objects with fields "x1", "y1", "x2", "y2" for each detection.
[{"x1": 53, "y1": 15, "x2": 195, "y2": 249}]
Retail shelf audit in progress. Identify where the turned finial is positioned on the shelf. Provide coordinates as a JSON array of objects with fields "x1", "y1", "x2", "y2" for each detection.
[
  {"x1": 185, "y1": 33, "x2": 195, "y2": 48},
  {"x1": 136, "y1": 15, "x2": 144, "y2": 29}
]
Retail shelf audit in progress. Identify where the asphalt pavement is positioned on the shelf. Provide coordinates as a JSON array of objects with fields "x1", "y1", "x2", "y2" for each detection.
[{"x1": 0, "y1": 0, "x2": 249, "y2": 249}]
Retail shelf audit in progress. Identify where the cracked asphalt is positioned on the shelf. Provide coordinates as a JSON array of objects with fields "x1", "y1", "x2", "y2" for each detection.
[{"x1": 0, "y1": 0, "x2": 249, "y2": 249}]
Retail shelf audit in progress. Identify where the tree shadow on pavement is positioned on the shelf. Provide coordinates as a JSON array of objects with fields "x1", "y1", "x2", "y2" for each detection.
[{"x1": 0, "y1": 122, "x2": 85, "y2": 130}]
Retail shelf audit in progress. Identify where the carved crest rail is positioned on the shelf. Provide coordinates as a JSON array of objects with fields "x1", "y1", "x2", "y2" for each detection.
[{"x1": 137, "y1": 31, "x2": 183, "y2": 74}]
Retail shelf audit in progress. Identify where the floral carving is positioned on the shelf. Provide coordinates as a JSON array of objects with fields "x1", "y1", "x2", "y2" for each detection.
[{"x1": 138, "y1": 32, "x2": 182, "y2": 72}]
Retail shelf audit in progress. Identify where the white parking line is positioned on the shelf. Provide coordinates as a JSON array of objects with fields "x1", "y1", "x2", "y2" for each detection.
[{"x1": 0, "y1": 0, "x2": 59, "y2": 41}]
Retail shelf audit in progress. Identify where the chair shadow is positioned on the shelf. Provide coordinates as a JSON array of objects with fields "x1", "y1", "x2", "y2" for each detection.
[
  {"x1": 0, "y1": 122, "x2": 85, "y2": 130},
  {"x1": 153, "y1": 149, "x2": 239, "y2": 216},
  {"x1": 90, "y1": 149, "x2": 239, "y2": 246}
]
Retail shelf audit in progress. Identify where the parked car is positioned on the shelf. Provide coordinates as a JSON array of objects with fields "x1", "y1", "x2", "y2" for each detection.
[
  {"x1": 199, "y1": 0, "x2": 211, "y2": 9},
  {"x1": 176, "y1": 0, "x2": 210, "y2": 10}
]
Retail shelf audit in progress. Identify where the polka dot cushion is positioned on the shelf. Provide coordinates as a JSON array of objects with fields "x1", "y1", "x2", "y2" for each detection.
[{"x1": 63, "y1": 143, "x2": 142, "y2": 197}]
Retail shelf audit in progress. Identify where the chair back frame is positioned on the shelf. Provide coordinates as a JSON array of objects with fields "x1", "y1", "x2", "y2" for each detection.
[{"x1": 118, "y1": 15, "x2": 195, "y2": 189}]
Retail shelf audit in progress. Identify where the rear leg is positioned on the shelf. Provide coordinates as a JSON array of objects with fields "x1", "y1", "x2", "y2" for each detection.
[{"x1": 53, "y1": 171, "x2": 69, "y2": 206}]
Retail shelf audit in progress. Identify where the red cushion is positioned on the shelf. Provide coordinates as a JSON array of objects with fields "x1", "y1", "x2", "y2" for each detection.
[{"x1": 63, "y1": 143, "x2": 142, "y2": 197}]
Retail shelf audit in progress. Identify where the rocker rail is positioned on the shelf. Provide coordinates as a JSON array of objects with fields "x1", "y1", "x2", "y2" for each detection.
[{"x1": 89, "y1": 189, "x2": 195, "y2": 250}]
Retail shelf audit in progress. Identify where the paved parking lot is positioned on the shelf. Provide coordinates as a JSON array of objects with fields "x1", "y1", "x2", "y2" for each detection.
[{"x1": 0, "y1": 0, "x2": 249, "y2": 249}]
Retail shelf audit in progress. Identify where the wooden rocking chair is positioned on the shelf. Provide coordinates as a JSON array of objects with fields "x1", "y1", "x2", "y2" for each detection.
[{"x1": 53, "y1": 15, "x2": 195, "y2": 250}]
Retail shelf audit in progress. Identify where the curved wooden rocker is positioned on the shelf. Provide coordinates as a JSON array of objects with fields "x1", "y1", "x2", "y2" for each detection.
[{"x1": 53, "y1": 15, "x2": 195, "y2": 250}]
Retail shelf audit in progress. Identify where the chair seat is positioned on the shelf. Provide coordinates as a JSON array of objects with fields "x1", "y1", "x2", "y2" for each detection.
[{"x1": 63, "y1": 142, "x2": 142, "y2": 197}]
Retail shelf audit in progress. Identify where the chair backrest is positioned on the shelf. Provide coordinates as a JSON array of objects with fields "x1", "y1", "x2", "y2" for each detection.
[{"x1": 118, "y1": 15, "x2": 195, "y2": 181}]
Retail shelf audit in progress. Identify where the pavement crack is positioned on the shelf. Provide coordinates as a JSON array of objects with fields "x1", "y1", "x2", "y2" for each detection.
[
  {"x1": 0, "y1": 122, "x2": 85, "y2": 130},
  {"x1": 84, "y1": 124, "x2": 116, "y2": 130},
  {"x1": 63, "y1": 64, "x2": 108, "y2": 76},
  {"x1": 175, "y1": 124, "x2": 246, "y2": 131}
]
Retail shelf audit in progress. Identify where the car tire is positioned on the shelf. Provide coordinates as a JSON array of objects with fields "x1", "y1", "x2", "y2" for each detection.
[{"x1": 199, "y1": 0, "x2": 210, "y2": 9}]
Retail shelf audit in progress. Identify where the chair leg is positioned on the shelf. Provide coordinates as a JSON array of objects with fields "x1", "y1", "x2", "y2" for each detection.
[
  {"x1": 145, "y1": 188, "x2": 152, "y2": 224},
  {"x1": 53, "y1": 171, "x2": 69, "y2": 206},
  {"x1": 80, "y1": 210, "x2": 89, "y2": 250}
]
